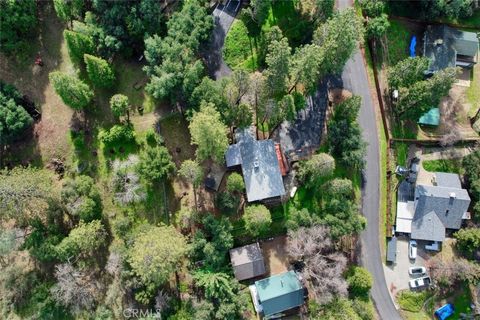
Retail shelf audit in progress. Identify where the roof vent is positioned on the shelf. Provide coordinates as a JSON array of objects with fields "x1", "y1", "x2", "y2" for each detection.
[
  {"x1": 449, "y1": 192, "x2": 456, "y2": 199},
  {"x1": 253, "y1": 161, "x2": 259, "y2": 168},
  {"x1": 434, "y1": 39, "x2": 444, "y2": 46}
]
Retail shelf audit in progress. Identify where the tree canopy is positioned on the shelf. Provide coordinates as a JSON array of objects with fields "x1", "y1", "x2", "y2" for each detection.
[
  {"x1": 84, "y1": 54, "x2": 115, "y2": 88},
  {"x1": 49, "y1": 72, "x2": 94, "y2": 110},
  {"x1": 0, "y1": 92, "x2": 33, "y2": 146},
  {"x1": 109, "y1": 94, "x2": 130, "y2": 120},
  {"x1": 128, "y1": 225, "x2": 187, "y2": 287},
  {"x1": 328, "y1": 96, "x2": 367, "y2": 169},
  {"x1": 0, "y1": 0, "x2": 37, "y2": 55},
  {"x1": 137, "y1": 145, "x2": 175, "y2": 183},
  {"x1": 298, "y1": 153, "x2": 336, "y2": 187},
  {"x1": 243, "y1": 205, "x2": 272, "y2": 237},
  {"x1": 189, "y1": 102, "x2": 228, "y2": 163}
]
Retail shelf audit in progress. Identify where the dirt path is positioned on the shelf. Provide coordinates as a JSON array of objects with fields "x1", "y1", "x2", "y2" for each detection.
[{"x1": 0, "y1": 2, "x2": 74, "y2": 165}]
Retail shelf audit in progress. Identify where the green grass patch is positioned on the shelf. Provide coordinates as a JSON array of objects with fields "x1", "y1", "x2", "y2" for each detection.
[
  {"x1": 451, "y1": 284, "x2": 473, "y2": 319},
  {"x1": 467, "y1": 63, "x2": 480, "y2": 119},
  {"x1": 397, "y1": 290, "x2": 431, "y2": 312},
  {"x1": 159, "y1": 113, "x2": 195, "y2": 166},
  {"x1": 394, "y1": 142, "x2": 408, "y2": 166},
  {"x1": 264, "y1": 0, "x2": 312, "y2": 48},
  {"x1": 223, "y1": 19, "x2": 259, "y2": 71},
  {"x1": 422, "y1": 158, "x2": 462, "y2": 174},
  {"x1": 386, "y1": 20, "x2": 410, "y2": 65}
]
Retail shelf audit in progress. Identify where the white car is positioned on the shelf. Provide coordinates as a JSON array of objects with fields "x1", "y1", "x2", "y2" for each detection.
[
  {"x1": 409, "y1": 240, "x2": 417, "y2": 260},
  {"x1": 409, "y1": 276, "x2": 431, "y2": 289},
  {"x1": 408, "y1": 266, "x2": 426, "y2": 276}
]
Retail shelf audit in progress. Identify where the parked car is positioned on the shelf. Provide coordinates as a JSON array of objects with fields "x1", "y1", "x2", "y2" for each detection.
[
  {"x1": 409, "y1": 276, "x2": 431, "y2": 289},
  {"x1": 408, "y1": 266, "x2": 426, "y2": 276},
  {"x1": 409, "y1": 240, "x2": 417, "y2": 260}
]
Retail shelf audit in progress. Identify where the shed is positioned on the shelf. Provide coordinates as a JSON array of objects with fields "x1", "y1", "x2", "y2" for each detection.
[
  {"x1": 418, "y1": 108, "x2": 440, "y2": 126},
  {"x1": 252, "y1": 271, "x2": 305, "y2": 317},
  {"x1": 229, "y1": 243, "x2": 266, "y2": 281},
  {"x1": 387, "y1": 236, "x2": 398, "y2": 263}
]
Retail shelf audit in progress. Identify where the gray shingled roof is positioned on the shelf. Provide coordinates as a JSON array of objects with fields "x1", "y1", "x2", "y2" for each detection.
[
  {"x1": 412, "y1": 210, "x2": 446, "y2": 242},
  {"x1": 225, "y1": 128, "x2": 286, "y2": 202},
  {"x1": 229, "y1": 243, "x2": 266, "y2": 281},
  {"x1": 226, "y1": 144, "x2": 242, "y2": 167},
  {"x1": 435, "y1": 172, "x2": 462, "y2": 189},
  {"x1": 411, "y1": 182, "x2": 470, "y2": 242},
  {"x1": 424, "y1": 24, "x2": 479, "y2": 72}
]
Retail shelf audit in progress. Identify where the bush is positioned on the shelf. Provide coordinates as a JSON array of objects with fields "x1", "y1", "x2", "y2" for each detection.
[
  {"x1": 99, "y1": 124, "x2": 136, "y2": 147},
  {"x1": 243, "y1": 204, "x2": 272, "y2": 238},
  {"x1": 346, "y1": 266, "x2": 373, "y2": 297},
  {"x1": 216, "y1": 192, "x2": 240, "y2": 215},
  {"x1": 70, "y1": 130, "x2": 86, "y2": 151},
  {"x1": 454, "y1": 228, "x2": 480, "y2": 259},
  {"x1": 352, "y1": 297, "x2": 375, "y2": 320},
  {"x1": 397, "y1": 290, "x2": 430, "y2": 312},
  {"x1": 226, "y1": 173, "x2": 245, "y2": 194}
]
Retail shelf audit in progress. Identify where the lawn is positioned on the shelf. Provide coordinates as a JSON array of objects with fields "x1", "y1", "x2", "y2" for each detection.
[
  {"x1": 422, "y1": 158, "x2": 463, "y2": 174},
  {"x1": 467, "y1": 63, "x2": 480, "y2": 120},
  {"x1": 394, "y1": 142, "x2": 408, "y2": 166},
  {"x1": 223, "y1": 19, "x2": 259, "y2": 71},
  {"x1": 159, "y1": 113, "x2": 196, "y2": 167},
  {"x1": 385, "y1": 20, "x2": 411, "y2": 66}
]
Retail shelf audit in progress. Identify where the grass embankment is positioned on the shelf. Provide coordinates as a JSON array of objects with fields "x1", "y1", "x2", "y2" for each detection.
[
  {"x1": 467, "y1": 63, "x2": 480, "y2": 120},
  {"x1": 385, "y1": 20, "x2": 410, "y2": 65},
  {"x1": 422, "y1": 158, "x2": 463, "y2": 174}
]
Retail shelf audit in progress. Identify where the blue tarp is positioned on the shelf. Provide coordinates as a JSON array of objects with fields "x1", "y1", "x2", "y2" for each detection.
[
  {"x1": 410, "y1": 36, "x2": 417, "y2": 57},
  {"x1": 435, "y1": 303, "x2": 454, "y2": 320},
  {"x1": 418, "y1": 107, "x2": 440, "y2": 126}
]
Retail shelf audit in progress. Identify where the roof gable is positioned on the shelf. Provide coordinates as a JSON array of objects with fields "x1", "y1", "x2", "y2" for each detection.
[
  {"x1": 412, "y1": 210, "x2": 445, "y2": 242},
  {"x1": 255, "y1": 271, "x2": 304, "y2": 316},
  {"x1": 226, "y1": 128, "x2": 286, "y2": 202},
  {"x1": 414, "y1": 184, "x2": 470, "y2": 237},
  {"x1": 229, "y1": 243, "x2": 266, "y2": 280}
]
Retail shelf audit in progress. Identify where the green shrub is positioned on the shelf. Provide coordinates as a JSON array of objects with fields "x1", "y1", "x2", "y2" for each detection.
[
  {"x1": 226, "y1": 172, "x2": 245, "y2": 193},
  {"x1": 70, "y1": 130, "x2": 85, "y2": 151},
  {"x1": 346, "y1": 266, "x2": 373, "y2": 297},
  {"x1": 352, "y1": 297, "x2": 375, "y2": 320},
  {"x1": 397, "y1": 290, "x2": 430, "y2": 312},
  {"x1": 99, "y1": 124, "x2": 136, "y2": 147}
]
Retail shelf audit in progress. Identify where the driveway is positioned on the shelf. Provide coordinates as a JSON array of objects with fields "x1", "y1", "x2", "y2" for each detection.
[
  {"x1": 384, "y1": 237, "x2": 427, "y2": 305},
  {"x1": 337, "y1": 0, "x2": 402, "y2": 319},
  {"x1": 271, "y1": 80, "x2": 329, "y2": 160},
  {"x1": 203, "y1": 0, "x2": 241, "y2": 80}
]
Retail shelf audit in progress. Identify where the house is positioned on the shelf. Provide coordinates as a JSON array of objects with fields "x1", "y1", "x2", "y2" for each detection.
[
  {"x1": 424, "y1": 24, "x2": 479, "y2": 74},
  {"x1": 396, "y1": 172, "x2": 471, "y2": 244},
  {"x1": 250, "y1": 271, "x2": 305, "y2": 318},
  {"x1": 225, "y1": 127, "x2": 286, "y2": 203},
  {"x1": 229, "y1": 243, "x2": 266, "y2": 281}
]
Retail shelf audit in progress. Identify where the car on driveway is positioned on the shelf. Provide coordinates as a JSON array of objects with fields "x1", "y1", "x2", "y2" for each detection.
[
  {"x1": 408, "y1": 266, "x2": 426, "y2": 276},
  {"x1": 409, "y1": 240, "x2": 417, "y2": 260},
  {"x1": 409, "y1": 276, "x2": 431, "y2": 289}
]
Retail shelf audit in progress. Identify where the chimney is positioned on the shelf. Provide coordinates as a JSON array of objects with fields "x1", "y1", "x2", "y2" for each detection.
[{"x1": 449, "y1": 192, "x2": 456, "y2": 199}]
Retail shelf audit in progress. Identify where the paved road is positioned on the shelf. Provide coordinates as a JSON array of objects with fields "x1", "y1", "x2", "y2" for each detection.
[
  {"x1": 203, "y1": 0, "x2": 241, "y2": 79},
  {"x1": 337, "y1": 0, "x2": 402, "y2": 319}
]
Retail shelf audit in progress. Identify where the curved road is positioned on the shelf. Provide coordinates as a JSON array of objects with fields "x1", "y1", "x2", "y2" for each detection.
[{"x1": 338, "y1": 0, "x2": 402, "y2": 319}]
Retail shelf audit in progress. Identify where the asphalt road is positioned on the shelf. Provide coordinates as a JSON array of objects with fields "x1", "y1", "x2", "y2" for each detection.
[
  {"x1": 338, "y1": 0, "x2": 402, "y2": 319},
  {"x1": 203, "y1": 0, "x2": 241, "y2": 79}
]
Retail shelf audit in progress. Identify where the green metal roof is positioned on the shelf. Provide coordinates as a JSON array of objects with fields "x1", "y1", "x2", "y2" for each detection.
[
  {"x1": 418, "y1": 107, "x2": 440, "y2": 126},
  {"x1": 255, "y1": 271, "x2": 304, "y2": 316}
]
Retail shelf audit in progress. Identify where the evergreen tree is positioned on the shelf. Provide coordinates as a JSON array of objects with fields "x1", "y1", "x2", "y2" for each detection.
[
  {"x1": 84, "y1": 54, "x2": 115, "y2": 88},
  {"x1": 49, "y1": 72, "x2": 93, "y2": 110}
]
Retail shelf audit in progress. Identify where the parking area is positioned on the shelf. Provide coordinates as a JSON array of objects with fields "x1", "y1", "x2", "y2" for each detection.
[{"x1": 384, "y1": 236, "x2": 429, "y2": 305}]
